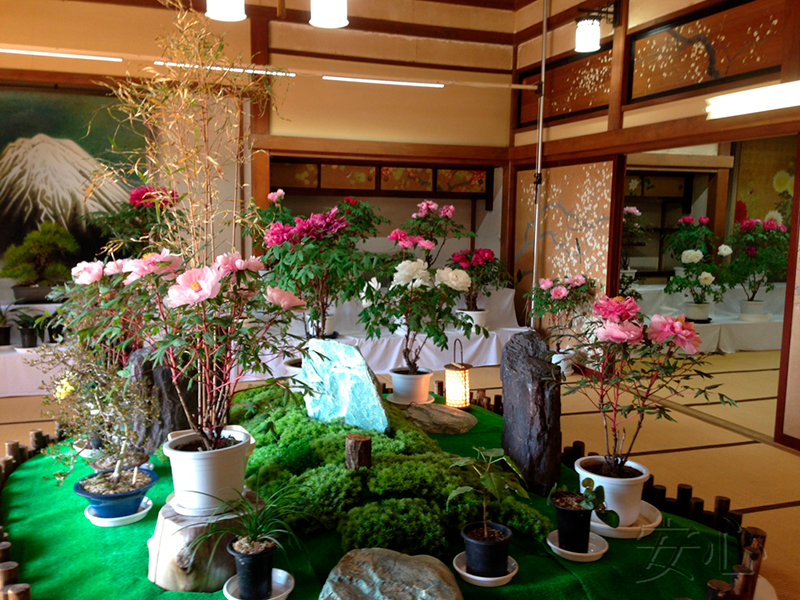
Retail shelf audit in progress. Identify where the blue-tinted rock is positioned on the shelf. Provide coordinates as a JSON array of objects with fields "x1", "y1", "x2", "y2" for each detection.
[{"x1": 300, "y1": 339, "x2": 389, "y2": 433}]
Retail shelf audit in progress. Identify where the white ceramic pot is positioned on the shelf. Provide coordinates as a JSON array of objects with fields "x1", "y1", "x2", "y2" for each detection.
[
  {"x1": 620, "y1": 268, "x2": 637, "y2": 279},
  {"x1": 673, "y1": 266, "x2": 685, "y2": 278},
  {"x1": 551, "y1": 351, "x2": 574, "y2": 376},
  {"x1": 456, "y1": 309, "x2": 488, "y2": 330},
  {"x1": 574, "y1": 456, "x2": 650, "y2": 528},
  {"x1": 389, "y1": 368, "x2": 434, "y2": 405},
  {"x1": 167, "y1": 425, "x2": 256, "y2": 459},
  {"x1": 685, "y1": 302, "x2": 711, "y2": 322},
  {"x1": 739, "y1": 300, "x2": 770, "y2": 322},
  {"x1": 283, "y1": 357, "x2": 302, "y2": 377},
  {"x1": 163, "y1": 428, "x2": 251, "y2": 516}
]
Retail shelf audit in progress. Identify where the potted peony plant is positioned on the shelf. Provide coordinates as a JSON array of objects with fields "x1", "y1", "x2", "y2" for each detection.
[
  {"x1": 0, "y1": 222, "x2": 79, "y2": 302},
  {"x1": 525, "y1": 274, "x2": 598, "y2": 375},
  {"x1": 447, "y1": 247, "x2": 510, "y2": 330},
  {"x1": 391, "y1": 199, "x2": 473, "y2": 267},
  {"x1": 720, "y1": 217, "x2": 790, "y2": 321},
  {"x1": 549, "y1": 478, "x2": 617, "y2": 554},
  {"x1": 662, "y1": 216, "x2": 716, "y2": 276},
  {"x1": 620, "y1": 206, "x2": 648, "y2": 276},
  {"x1": 448, "y1": 448, "x2": 528, "y2": 581},
  {"x1": 566, "y1": 295, "x2": 734, "y2": 526},
  {"x1": 664, "y1": 249, "x2": 726, "y2": 322},
  {"x1": 256, "y1": 194, "x2": 386, "y2": 339}
]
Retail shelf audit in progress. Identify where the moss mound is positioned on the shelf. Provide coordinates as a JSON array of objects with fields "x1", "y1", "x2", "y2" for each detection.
[{"x1": 230, "y1": 384, "x2": 550, "y2": 557}]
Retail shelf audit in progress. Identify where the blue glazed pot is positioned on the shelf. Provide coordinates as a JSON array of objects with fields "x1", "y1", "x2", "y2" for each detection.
[{"x1": 74, "y1": 467, "x2": 158, "y2": 519}]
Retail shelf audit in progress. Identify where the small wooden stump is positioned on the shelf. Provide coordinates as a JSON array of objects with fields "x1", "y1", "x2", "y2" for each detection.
[
  {"x1": 0, "y1": 561, "x2": 19, "y2": 587},
  {"x1": 0, "y1": 541, "x2": 10, "y2": 561},
  {"x1": 345, "y1": 434, "x2": 372, "y2": 470},
  {"x1": 706, "y1": 579, "x2": 732, "y2": 599},
  {"x1": 147, "y1": 502, "x2": 237, "y2": 592},
  {"x1": 6, "y1": 583, "x2": 31, "y2": 600},
  {"x1": 730, "y1": 565, "x2": 755, "y2": 600}
]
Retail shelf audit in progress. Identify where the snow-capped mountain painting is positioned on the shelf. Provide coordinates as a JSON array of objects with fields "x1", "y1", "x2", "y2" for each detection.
[{"x1": 0, "y1": 89, "x2": 143, "y2": 256}]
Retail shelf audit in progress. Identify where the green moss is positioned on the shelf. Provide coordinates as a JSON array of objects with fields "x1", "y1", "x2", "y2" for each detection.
[{"x1": 339, "y1": 498, "x2": 447, "y2": 557}]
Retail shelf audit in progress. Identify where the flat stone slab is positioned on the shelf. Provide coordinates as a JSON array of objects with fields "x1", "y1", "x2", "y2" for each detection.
[
  {"x1": 319, "y1": 548, "x2": 463, "y2": 600},
  {"x1": 405, "y1": 403, "x2": 478, "y2": 435},
  {"x1": 301, "y1": 339, "x2": 389, "y2": 433}
]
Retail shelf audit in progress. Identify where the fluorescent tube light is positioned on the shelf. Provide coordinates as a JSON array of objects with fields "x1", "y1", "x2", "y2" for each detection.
[
  {"x1": 154, "y1": 60, "x2": 295, "y2": 77},
  {"x1": 0, "y1": 48, "x2": 122, "y2": 62},
  {"x1": 705, "y1": 81, "x2": 800, "y2": 119},
  {"x1": 322, "y1": 75, "x2": 444, "y2": 88}
]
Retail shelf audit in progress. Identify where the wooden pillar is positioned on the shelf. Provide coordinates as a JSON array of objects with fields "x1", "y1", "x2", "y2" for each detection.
[
  {"x1": 782, "y1": 0, "x2": 800, "y2": 83},
  {"x1": 607, "y1": 155, "x2": 627, "y2": 295},
  {"x1": 607, "y1": 0, "x2": 630, "y2": 131},
  {"x1": 250, "y1": 11, "x2": 272, "y2": 243}
]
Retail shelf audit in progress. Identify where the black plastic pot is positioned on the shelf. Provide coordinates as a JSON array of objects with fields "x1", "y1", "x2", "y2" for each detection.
[
  {"x1": 461, "y1": 521, "x2": 512, "y2": 578},
  {"x1": 0, "y1": 326, "x2": 10, "y2": 346},
  {"x1": 550, "y1": 492, "x2": 592, "y2": 553},
  {"x1": 18, "y1": 327, "x2": 38, "y2": 348},
  {"x1": 227, "y1": 538, "x2": 274, "y2": 600},
  {"x1": 48, "y1": 325, "x2": 65, "y2": 343}
]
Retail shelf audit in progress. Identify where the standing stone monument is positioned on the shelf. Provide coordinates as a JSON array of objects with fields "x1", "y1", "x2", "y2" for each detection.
[
  {"x1": 300, "y1": 339, "x2": 389, "y2": 433},
  {"x1": 500, "y1": 330, "x2": 561, "y2": 496}
]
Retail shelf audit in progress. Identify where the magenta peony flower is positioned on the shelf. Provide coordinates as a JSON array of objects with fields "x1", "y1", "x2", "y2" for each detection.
[
  {"x1": 263, "y1": 222, "x2": 295, "y2": 248},
  {"x1": 167, "y1": 267, "x2": 222, "y2": 307},
  {"x1": 539, "y1": 278, "x2": 554, "y2": 290},
  {"x1": 472, "y1": 254, "x2": 484, "y2": 267},
  {"x1": 593, "y1": 294, "x2": 640, "y2": 322},
  {"x1": 478, "y1": 248, "x2": 495, "y2": 261},
  {"x1": 123, "y1": 250, "x2": 182, "y2": 284},
  {"x1": 647, "y1": 315, "x2": 702, "y2": 354},
  {"x1": 550, "y1": 285, "x2": 568, "y2": 300},
  {"x1": 104, "y1": 259, "x2": 128, "y2": 276},
  {"x1": 699, "y1": 216, "x2": 710, "y2": 225},
  {"x1": 129, "y1": 186, "x2": 178, "y2": 208},
  {"x1": 740, "y1": 219, "x2": 756, "y2": 230},
  {"x1": 267, "y1": 189, "x2": 285, "y2": 204},
  {"x1": 343, "y1": 196, "x2": 358, "y2": 205},
  {"x1": 565, "y1": 274, "x2": 586, "y2": 287},
  {"x1": 265, "y1": 286, "x2": 305, "y2": 309},
  {"x1": 459, "y1": 259, "x2": 471, "y2": 269},
  {"x1": 417, "y1": 239, "x2": 435, "y2": 250},
  {"x1": 745, "y1": 247, "x2": 757, "y2": 257},
  {"x1": 597, "y1": 320, "x2": 644, "y2": 345},
  {"x1": 439, "y1": 205, "x2": 455, "y2": 218},
  {"x1": 677, "y1": 216, "x2": 695, "y2": 225},
  {"x1": 452, "y1": 252, "x2": 464, "y2": 263},
  {"x1": 71, "y1": 261, "x2": 104, "y2": 285},
  {"x1": 764, "y1": 219, "x2": 778, "y2": 231}
]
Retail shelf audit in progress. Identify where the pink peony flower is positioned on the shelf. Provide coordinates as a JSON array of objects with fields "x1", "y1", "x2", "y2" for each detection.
[
  {"x1": 745, "y1": 247, "x2": 757, "y2": 257},
  {"x1": 593, "y1": 294, "x2": 640, "y2": 322},
  {"x1": 539, "y1": 278, "x2": 554, "y2": 290},
  {"x1": 452, "y1": 252, "x2": 464, "y2": 263},
  {"x1": 215, "y1": 252, "x2": 243, "y2": 276},
  {"x1": 265, "y1": 286, "x2": 305, "y2": 310},
  {"x1": 415, "y1": 200, "x2": 439, "y2": 217},
  {"x1": 71, "y1": 261, "x2": 104, "y2": 285},
  {"x1": 439, "y1": 205, "x2": 455, "y2": 218},
  {"x1": 623, "y1": 206, "x2": 641, "y2": 216},
  {"x1": 699, "y1": 216, "x2": 710, "y2": 225},
  {"x1": 417, "y1": 239, "x2": 435, "y2": 250},
  {"x1": 129, "y1": 186, "x2": 178, "y2": 208},
  {"x1": 472, "y1": 254, "x2": 484, "y2": 267},
  {"x1": 764, "y1": 219, "x2": 778, "y2": 231},
  {"x1": 398, "y1": 238, "x2": 415, "y2": 249},
  {"x1": 565, "y1": 274, "x2": 586, "y2": 287},
  {"x1": 550, "y1": 285, "x2": 568, "y2": 299},
  {"x1": 647, "y1": 315, "x2": 702, "y2": 354},
  {"x1": 237, "y1": 256, "x2": 263, "y2": 272},
  {"x1": 104, "y1": 259, "x2": 128, "y2": 276},
  {"x1": 267, "y1": 189, "x2": 285, "y2": 204},
  {"x1": 597, "y1": 320, "x2": 644, "y2": 345},
  {"x1": 677, "y1": 216, "x2": 695, "y2": 225},
  {"x1": 459, "y1": 259, "x2": 471, "y2": 269},
  {"x1": 123, "y1": 250, "x2": 182, "y2": 284},
  {"x1": 740, "y1": 219, "x2": 756, "y2": 230},
  {"x1": 167, "y1": 267, "x2": 222, "y2": 307},
  {"x1": 780, "y1": 224, "x2": 787, "y2": 232}
]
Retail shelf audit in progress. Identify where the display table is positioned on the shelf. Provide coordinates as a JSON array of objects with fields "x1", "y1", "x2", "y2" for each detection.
[
  {"x1": 637, "y1": 284, "x2": 786, "y2": 353},
  {"x1": 1, "y1": 406, "x2": 739, "y2": 600}
]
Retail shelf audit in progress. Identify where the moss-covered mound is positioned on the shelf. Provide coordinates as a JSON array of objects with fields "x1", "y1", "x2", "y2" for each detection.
[{"x1": 230, "y1": 385, "x2": 549, "y2": 557}]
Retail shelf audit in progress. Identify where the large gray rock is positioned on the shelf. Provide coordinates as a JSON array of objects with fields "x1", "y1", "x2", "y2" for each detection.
[
  {"x1": 319, "y1": 548, "x2": 463, "y2": 600},
  {"x1": 500, "y1": 330, "x2": 562, "y2": 496},
  {"x1": 301, "y1": 339, "x2": 389, "y2": 433},
  {"x1": 406, "y1": 403, "x2": 478, "y2": 435},
  {"x1": 129, "y1": 348, "x2": 198, "y2": 454}
]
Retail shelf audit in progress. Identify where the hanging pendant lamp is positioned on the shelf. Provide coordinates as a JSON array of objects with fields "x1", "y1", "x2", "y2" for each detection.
[
  {"x1": 206, "y1": 0, "x2": 247, "y2": 22},
  {"x1": 310, "y1": 0, "x2": 349, "y2": 29}
]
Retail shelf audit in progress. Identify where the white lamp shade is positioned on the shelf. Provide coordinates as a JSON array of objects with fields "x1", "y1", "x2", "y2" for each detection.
[
  {"x1": 445, "y1": 363, "x2": 471, "y2": 410},
  {"x1": 575, "y1": 17, "x2": 601, "y2": 53},
  {"x1": 706, "y1": 81, "x2": 800, "y2": 119},
  {"x1": 206, "y1": 0, "x2": 246, "y2": 22},
  {"x1": 310, "y1": 0, "x2": 349, "y2": 29}
]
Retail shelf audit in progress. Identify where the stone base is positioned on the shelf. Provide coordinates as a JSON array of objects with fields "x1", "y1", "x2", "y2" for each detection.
[
  {"x1": 147, "y1": 500, "x2": 238, "y2": 592},
  {"x1": 406, "y1": 403, "x2": 478, "y2": 435}
]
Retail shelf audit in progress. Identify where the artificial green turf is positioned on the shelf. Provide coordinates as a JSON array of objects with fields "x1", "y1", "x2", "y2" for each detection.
[{"x1": 1, "y1": 405, "x2": 740, "y2": 600}]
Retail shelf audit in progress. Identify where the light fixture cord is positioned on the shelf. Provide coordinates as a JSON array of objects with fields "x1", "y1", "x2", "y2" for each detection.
[{"x1": 530, "y1": 0, "x2": 548, "y2": 327}]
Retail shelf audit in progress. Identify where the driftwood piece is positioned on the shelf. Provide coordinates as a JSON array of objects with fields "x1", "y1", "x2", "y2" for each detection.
[
  {"x1": 705, "y1": 579, "x2": 732, "y2": 599},
  {"x1": 345, "y1": 434, "x2": 372, "y2": 470},
  {"x1": 0, "y1": 561, "x2": 19, "y2": 587},
  {"x1": 6, "y1": 583, "x2": 31, "y2": 600},
  {"x1": 147, "y1": 502, "x2": 237, "y2": 592}
]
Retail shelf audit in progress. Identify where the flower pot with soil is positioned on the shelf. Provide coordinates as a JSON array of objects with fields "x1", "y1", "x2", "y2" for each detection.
[
  {"x1": 389, "y1": 367, "x2": 433, "y2": 405},
  {"x1": 448, "y1": 448, "x2": 528, "y2": 580},
  {"x1": 574, "y1": 456, "x2": 649, "y2": 527},
  {"x1": 549, "y1": 479, "x2": 618, "y2": 553},
  {"x1": 0, "y1": 325, "x2": 10, "y2": 346},
  {"x1": 74, "y1": 466, "x2": 158, "y2": 519},
  {"x1": 18, "y1": 327, "x2": 38, "y2": 348},
  {"x1": 227, "y1": 538, "x2": 276, "y2": 600}
]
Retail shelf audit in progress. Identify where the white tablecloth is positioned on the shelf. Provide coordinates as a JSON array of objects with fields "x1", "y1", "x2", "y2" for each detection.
[{"x1": 636, "y1": 284, "x2": 785, "y2": 354}]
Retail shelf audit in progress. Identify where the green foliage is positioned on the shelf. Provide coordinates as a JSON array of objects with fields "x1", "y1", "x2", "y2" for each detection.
[
  {"x1": 339, "y1": 498, "x2": 447, "y2": 557},
  {"x1": 664, "y1": 261, "x2": 726, "y2": 304},
  {"x1": 663, "y1": 218, "x2": 716, "y2": 261},
  {"x1": 446, "y1": 248, "x2": 511, "y2": 311},
  {"x1": 0, "y1": 222, "x2": 79, "y2": 285},
  {"x1": 497, "y1": 496, "x2": 552, "y2": 538},
  {"x1": 549, "y1": 478, "x2": 619, "y2": 528},
  {"x1": 621, "y1": 206, "x2": 650, "y2": 270},
  {"x1": 720, "y1": 219, "x2": 790, "y2": 301}
]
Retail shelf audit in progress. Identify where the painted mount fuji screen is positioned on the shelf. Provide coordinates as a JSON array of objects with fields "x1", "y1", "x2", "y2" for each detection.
[{"x1": 0, "y1": 89, "x2": 143, "y2": 258}]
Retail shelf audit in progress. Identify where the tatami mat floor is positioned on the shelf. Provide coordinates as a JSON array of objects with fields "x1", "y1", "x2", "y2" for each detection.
[{"x1": 3, "y1": 351, "x2": 798, "y2": 598}]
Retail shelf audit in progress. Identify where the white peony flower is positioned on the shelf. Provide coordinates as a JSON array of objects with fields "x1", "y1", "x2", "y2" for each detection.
[
  {"x1": 360, "y1": 277, "x2": 381, "y2": 307},
  {"x1": 681, "y1": 249, "x2": 704, "y2": 264},
  {"x1": 764, "y1": 210, "x2": 784, "y2": 225},
  {"x1": 435, "y1": 267, "x2": 471, "y2": 292},
  {"x1": 392, "y1": 259, "x2": 431, "y2": 288},
  {"x1": 718, "y1": 244, "x2": 733, "y2": 257},
  {"x1": 698, "y1": 271, "x2": 715, "y2": 286}
]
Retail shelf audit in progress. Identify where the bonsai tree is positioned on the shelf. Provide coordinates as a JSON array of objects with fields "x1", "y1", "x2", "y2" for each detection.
[{"x1": 0, "y1": 222, "x2": 79, "y2": 286}]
